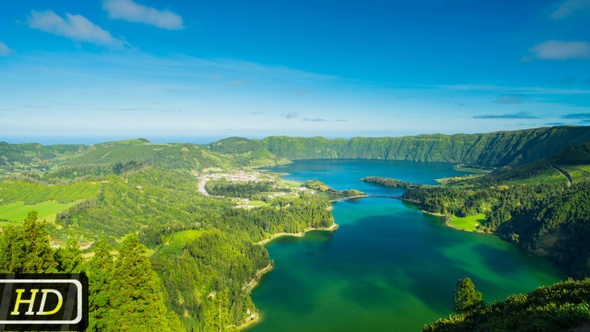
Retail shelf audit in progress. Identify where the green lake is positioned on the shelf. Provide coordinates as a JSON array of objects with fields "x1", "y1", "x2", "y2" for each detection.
[{"x1": 248, "y1": 160, "x2": 564, "y2": 331}]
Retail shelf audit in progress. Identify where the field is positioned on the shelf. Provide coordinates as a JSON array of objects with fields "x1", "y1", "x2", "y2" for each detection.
[
  {"x1": 449, "y1": 213, "x2": 486, "y2": 231},
  {"x1": 0, "y1": 200, "x2": 81, "y2": 223},
  {"x1": 507, "y1": 167, "x2": 568, "y2": 185},
  {"x1": 562, "y1": 165, "x2": 590, "y2": 184},
  {"x1": 163, "y1": 229, "x2": 205, "y2": 250}
]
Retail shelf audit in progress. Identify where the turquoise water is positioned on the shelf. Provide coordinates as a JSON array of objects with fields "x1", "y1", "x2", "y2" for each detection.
[{"x1": 249, "y1": 160, "x2": 564, "y2": 331}]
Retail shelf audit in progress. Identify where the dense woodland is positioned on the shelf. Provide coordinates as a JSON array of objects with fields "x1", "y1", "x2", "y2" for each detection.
[{"x1": 1, "y1": 126, "x2": 590, "y2": 330}]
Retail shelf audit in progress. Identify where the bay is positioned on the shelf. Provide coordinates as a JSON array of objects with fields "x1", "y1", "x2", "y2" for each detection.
[{"x1": 248, "y1": 160, "x2": 564, "y2": 331}]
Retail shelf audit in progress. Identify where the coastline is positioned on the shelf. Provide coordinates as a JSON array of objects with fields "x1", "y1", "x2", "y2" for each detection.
[
  {"x1": 256, "y1": 223, "x2": 339, "y2": 246},
  {"x1": 237, "y1": 263, "x2": 274, "y2": 330}
]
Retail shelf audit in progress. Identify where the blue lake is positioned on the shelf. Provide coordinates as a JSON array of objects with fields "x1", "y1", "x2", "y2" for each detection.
[{"x1": 248, "y1": 160, "x2": 564, "y2": 331}]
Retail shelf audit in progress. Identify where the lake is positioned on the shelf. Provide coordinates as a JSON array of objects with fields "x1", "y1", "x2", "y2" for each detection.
[{"x1": 248, "y1": 160, "x2": 564, "y2": 331}]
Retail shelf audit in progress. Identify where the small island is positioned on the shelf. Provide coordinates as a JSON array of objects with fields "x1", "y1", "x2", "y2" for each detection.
[{"x1": 361, "y1": 176, "x2": 423, "y2": 189}]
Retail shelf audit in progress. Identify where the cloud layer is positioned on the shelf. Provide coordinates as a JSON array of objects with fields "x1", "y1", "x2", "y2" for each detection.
[
  {"x1": 0, "y1": 41, "x2": 11, "y2": 56},
  {"x1": 103, "y1": 0, "x2": 184, "y2": 30},
  {"x1": 27, "y1": 10, "x2": 123, "y2": 47},
  {"x1": 550, "y1": 0, "x2": 590, "y2": 19},
  {"x1": 474, "y1": 111, "x2": 538, "y2": 119},
  {"x1": 494, "y1": 95, "x2": 523, "y2": 104},
  {"x1": 530, "y1": 40, "x2": 590, "y2": 60},
  {"x1": 561, "y1": 112, "x2": 590, "y2": 119}
]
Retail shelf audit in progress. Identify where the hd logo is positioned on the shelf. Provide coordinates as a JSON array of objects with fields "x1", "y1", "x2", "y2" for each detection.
[{"x1": 0, "y1": 274, "x2": 88, "y2": 331}]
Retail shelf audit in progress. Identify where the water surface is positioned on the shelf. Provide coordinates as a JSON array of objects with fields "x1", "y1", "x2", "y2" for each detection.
[{"x1": 249, "y1": 160, "x2": 563, "y2": 331}]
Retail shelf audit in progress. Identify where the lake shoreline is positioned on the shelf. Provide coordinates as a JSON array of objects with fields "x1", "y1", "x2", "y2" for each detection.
[
  {"x1": 256, "y1": 223, "x2": 340, "y2": 246},
  {"x1": 240, "y1": 222, "x2": 339, "y2": 330},
  {"x1": 238, "y1": 263, "x2": 275, "y2": 330}
]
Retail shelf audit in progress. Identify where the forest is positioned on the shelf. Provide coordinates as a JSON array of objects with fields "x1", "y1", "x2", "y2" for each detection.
[{"x1": 1, "y1": 126, "x2": 590, "y2": 331}]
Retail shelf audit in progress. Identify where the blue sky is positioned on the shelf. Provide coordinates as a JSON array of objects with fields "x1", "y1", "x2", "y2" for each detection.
[{"x1": 1, "y1": 0, "x2": 590, "y2": 144}]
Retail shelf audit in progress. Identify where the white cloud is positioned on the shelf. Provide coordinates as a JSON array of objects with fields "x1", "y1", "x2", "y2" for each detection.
[
  {"x1": 27, "y1": 10, "x2": 124, "y2": 47},
  {"x1": 103, "y1": 0, "x2": 184, "y2": 30},
  {"x1": 550, "y1": 0, "x2": 590, "y2": 19},
  {"x1": 0, "y1": 41, "x2": 12, "y2": 56},
  {"x1": 529, "y1": 40, "x2": 590, "y2": 60}
]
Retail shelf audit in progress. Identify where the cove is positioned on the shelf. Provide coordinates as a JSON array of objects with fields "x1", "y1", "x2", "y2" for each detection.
[{"x1": 248, "y1": 160, "x2": 564, "y2": 331}]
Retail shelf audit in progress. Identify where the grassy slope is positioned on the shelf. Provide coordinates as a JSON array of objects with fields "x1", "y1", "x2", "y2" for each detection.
[
  {"x1": 0, "y1": 200, "x2": 81, "y2": 223},
  {"x1": 0, "y1": 180, "x2": 100, "y2": 205},
  {"x1": 449, "y1": 214, "x2": 486, "y2": 231}
]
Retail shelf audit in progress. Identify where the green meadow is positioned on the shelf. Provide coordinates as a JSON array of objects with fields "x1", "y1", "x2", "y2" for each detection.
[
  {"x1": 507, "y1": 167, "x2": 568, "y2": 185},
  {"x1": 0, "y1": 200, "x2": 81, "y2": 223},
  {"x1": 562, "y1": 165, "x2": 590, "y2": 184},
  {"x1": 449, "y1": 213, "x2": 487, "y2": 232},
  {"x1": 163, "y1": 229, "x2": 205, "y2": 250}
]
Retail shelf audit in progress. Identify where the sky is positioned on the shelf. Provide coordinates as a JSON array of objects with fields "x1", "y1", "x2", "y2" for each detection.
[{"x1": 1, "y1": 0, "x2": 590, "y2": 144}]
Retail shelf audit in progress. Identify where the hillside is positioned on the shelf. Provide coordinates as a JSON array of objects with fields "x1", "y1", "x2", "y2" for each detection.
[
  {"x1": 209, "y1": 126, "x2": 590, "y2": 167},
  {"x1": 65, "y1": 139, "x2": 235, "y2": 171},
  {"x1": 0, "y1": 142, "x2": 88, "y2": 178}
]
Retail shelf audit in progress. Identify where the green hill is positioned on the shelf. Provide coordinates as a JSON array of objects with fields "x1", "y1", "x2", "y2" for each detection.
[
  {"x1": 65, "y1": 139, "x2": 233, "y2": 170},
  {"x1": 209, "y1": 126, "x2": 590, "y2": 167},
  {"x1": 0, "y1": 142, "x2": 87, "y2": 178}
]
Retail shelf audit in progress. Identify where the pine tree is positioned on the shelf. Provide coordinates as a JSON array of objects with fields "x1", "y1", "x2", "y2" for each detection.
[
  {"x1": 453, "y1": 277, "x2": 484, "y2": 313},
  {"x1": 55, "y1": 237, "x2": 84, "y2": 273},
  {"x1": 108, "y1": 233, "x2": 173, "y2": 331},
  {"x1": 204, "y1": 290, "x2": 232, "y2": 332},
  {"x1": 0, "y1": 226, "x2": 24, "y2": 272},
  {"x1": 0, "y1": 210, "x2": 57, "y2": 273},
  {"x1": 87, "y1": 239, "x2": 114, "y2": 331}
]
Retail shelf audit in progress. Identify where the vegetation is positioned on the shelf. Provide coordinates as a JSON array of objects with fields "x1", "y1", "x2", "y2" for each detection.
[
  {"x1": 302, "y1": 179, "x2": 364, "y2": 200},
  {"x1": 361, "y1": 176, "x2": 422, "y2": 189},
  {"x1": 400, "y1": 179, "x2": 590, "y2": 278},
  {"x1": 448, "y1": 214, "x2": 486, "y2": 232},
  {"x1": 209, "y1": 126, "x2": 590, "y2": 167},
  {"x1": 424, "y1": 278, "x2": 590, "y2": 332},
  {"x1": 0, "y1": 200, "x2": 80, "y2": 222},
  {"x1": 0, "y1": 179, "x2": 100, "y2": 205},
  {"x1": 453, "y1": 278, "x2": 484, "y2": 313},
  {"x1": 0, "y1": 210, "x2": 58, "y2": 273},
  {"x1": 2, "y1": 126, "x2": 590, "y2": 330},
  {"x1": 205, "y1": 179, "x2": 280, "y2": 199},
  {"x1": 0, "y1": 211, "x2": 183, "y2": 330},
  {"x1": 0, "y1": 142, "x2": 88, "y2": 178}
]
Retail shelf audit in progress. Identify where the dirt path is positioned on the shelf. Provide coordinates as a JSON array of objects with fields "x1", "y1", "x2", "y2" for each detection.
[
  {"x1": 552, "y1": 165, "x2": 572, "y2": 186},
  {"x1": 196, "y1": 176, "x2": 210, "y2": 196}
]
